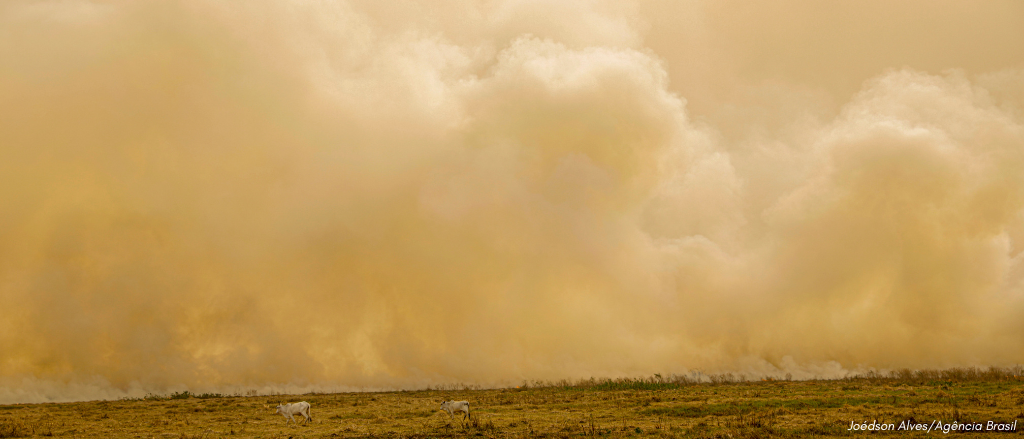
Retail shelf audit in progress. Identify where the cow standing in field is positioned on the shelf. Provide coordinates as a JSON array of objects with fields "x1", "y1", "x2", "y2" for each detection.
[
  {"x1": 440, "y1": 400, "x2": 470, "y2": 422},
  {"x1": 275, "y1": 401, "x2": 312, "y2": 424}
]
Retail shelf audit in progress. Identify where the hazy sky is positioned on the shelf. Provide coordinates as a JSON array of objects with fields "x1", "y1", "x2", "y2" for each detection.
[{"x1": 1, "y1": 0, "x2": 1023, "y2": 403}]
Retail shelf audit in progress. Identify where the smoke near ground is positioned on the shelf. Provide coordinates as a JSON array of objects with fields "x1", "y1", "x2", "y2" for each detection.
[{"x1": 1, "y1": 1, "x2": 1023, "y2": 403}]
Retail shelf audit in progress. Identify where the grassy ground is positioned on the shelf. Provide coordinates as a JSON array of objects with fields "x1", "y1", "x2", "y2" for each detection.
[{"x1": 1, "y1": 372, "x2": 1023, "y2": 438}]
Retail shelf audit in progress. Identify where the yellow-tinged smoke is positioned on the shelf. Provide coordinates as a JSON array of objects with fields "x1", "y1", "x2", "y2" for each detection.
[{"x1": 1, "y1": 0, "x2": 1023, "y2": 403}]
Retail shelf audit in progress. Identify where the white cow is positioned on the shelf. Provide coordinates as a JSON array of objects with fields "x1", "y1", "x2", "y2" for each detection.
[
  {"x1": 440, "y1": 400, "x2": 470, "y2": 421},
  {"x1": 275, "y1": 401, "x2": 312, "y2": 424}
]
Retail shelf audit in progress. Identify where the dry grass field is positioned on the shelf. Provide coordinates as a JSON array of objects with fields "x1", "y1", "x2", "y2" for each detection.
[{"x1": 2, "y1": 369, "x2": 1023, "y2": 438}]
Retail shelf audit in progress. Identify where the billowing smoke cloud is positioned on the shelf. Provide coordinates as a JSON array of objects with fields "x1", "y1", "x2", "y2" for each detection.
[{"x1": 1, "y1": 1, "x2": 1023, "y2": 403}]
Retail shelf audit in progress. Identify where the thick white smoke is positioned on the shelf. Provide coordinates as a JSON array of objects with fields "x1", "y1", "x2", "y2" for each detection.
[{"x1": 1, "y1": 0, "x2": 1023, "y2": 403}]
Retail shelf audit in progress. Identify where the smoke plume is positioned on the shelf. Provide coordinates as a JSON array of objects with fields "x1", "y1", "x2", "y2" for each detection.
[{"x1": 1, "y1": 0, "x2": 1023, "y2": 403}]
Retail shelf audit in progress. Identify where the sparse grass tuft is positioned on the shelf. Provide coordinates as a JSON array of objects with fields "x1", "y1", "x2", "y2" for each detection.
[
  {"x1": 0, "y1": 421, "x2": 27, "y2": 438},
  {"x1": 0, "y1": 421, "x2": 55, "y2": 438}
]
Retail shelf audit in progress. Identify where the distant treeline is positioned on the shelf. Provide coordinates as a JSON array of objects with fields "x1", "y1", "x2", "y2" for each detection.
[
  {"x1": 505, "y1": 366, "x2": 1024, "y2": 391},
  {"x1": 122, "y1": 390, "x2": 228, "y2": 401},
  {"x1": 851, "y1": 366, "x2": 1024, "y2": 385},
  {"x1": 125, "y1": 366, "x2": 1024, "y2": 400}
]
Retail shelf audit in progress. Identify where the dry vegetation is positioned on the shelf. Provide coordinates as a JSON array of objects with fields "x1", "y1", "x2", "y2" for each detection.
[{"x1": 1, "y1": 368, "x2": 1023, "y2": 438}]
